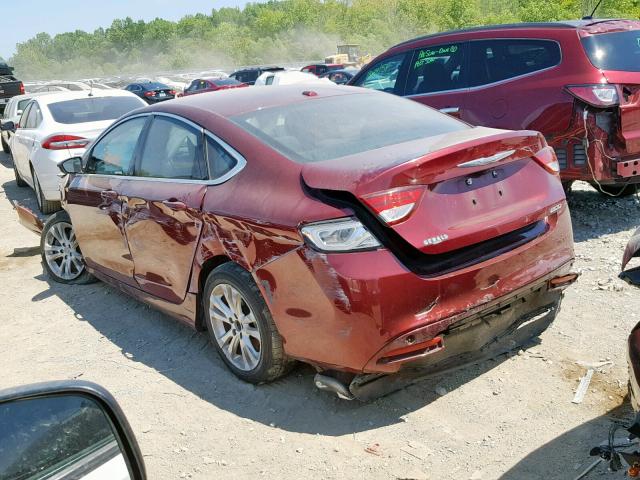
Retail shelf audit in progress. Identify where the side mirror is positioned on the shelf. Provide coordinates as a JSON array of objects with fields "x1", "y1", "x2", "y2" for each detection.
[
  {"x1": 0, "y1": 120, "x2": 15, "y2": 132},
  {"x1": 58, "y1": 156, "x2": 83, "y2": 175},
  {"x1": 0, "y1": 380, "x2": 146, "y2": 480}
]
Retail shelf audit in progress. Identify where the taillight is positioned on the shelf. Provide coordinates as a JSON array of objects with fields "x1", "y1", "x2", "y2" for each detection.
[
  {"x1": 566, "y1": 84, "x2": 618, "y2": 107},
  {"x1": 19, "y1": 83, "x2": 25, "y2": 95},
  {"x1": 143, "y1": 91, "x2": 155, "y2": 97},
  {"x1": 169, "y1": 90, "x2": 176, "y2": 95},
  {"x1": 533, "y1": 145, "x2": 560, "y2": 176},
  {"x1": 361, "y1": 186, "x2": 425, "y2": 225},
  {"x1": 41, "y1": 135, "x2": 90, "y2": 150}
]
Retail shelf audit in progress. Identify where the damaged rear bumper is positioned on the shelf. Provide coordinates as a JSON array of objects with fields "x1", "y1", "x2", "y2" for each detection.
[{"x1": 342, "y1": 270, "x2": 573, "y2": 401}]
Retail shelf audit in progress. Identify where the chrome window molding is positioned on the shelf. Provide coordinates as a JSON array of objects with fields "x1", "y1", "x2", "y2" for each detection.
[{"x1": 82, "y1": 111, "x2": 246, "y2": 185}]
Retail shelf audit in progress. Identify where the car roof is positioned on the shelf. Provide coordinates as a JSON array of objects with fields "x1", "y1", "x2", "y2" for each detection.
[
  {"x1": 144, "y1": 84, "x2": 365, "y2": 119},
  {"x1": 33, "y1": 89, "x2": 141, "y2": 105},
  {"x1": 391, "y1": 18, "x2": 636, "y2": 48}
]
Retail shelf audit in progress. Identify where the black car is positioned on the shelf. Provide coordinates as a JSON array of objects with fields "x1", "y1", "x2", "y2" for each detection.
[
  {"x1": 320, "y1": 68, "x2": 359, "y2": 85},
  {"x1": 124, "y1": 82, "x2": 176, "y2": 103},
  {"x1": 229, "y1": 66, "x2": 285, "y2": 86}
]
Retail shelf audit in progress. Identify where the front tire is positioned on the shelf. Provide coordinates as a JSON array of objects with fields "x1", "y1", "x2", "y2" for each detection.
[
  {"x1": 41, "y1": 211, "x2": 96, "y2": 284},
  {"x1": 32, "y1": 168, "x2": 61, "y2": 214},
  {"x1": 203, "y1": 263, "x2": 292, "y2": 383}
]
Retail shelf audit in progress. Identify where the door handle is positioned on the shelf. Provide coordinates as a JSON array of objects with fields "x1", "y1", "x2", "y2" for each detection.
[
  {"x1": 440, "y1": 107, "x2": 460, "y2": 114},
  {"x1": 162, "y1": 199, "x2": 187, "y2": 211},
  {"x1": 100, "y1": 190, "x2": 118, "y2": 201}
]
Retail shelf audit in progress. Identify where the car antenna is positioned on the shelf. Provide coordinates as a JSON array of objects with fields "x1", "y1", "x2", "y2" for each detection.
[
  {"x1": 583, "y1": 0, "x2": 603, "y2": 19},
  {"x1": 88, "y1": 80, "x2": 94, "y2": 97}
]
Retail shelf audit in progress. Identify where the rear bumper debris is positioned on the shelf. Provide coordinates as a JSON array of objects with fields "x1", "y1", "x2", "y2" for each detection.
[
  {"x1": 332, "y1": 271, "x2": 575, "y2": 401},
  {"x1": 12, "y1": 201, "x2": 44, "y2": 235}
]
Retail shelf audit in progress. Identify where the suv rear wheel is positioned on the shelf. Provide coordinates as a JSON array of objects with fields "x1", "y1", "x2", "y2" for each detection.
[{"x1": 203, "y1": 263, "x2": 293, "y2": 383}]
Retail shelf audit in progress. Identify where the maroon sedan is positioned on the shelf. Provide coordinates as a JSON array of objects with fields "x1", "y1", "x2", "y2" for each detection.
[
  {"x1": 181, "y1": 77, "x2": 248, "y2": 97},
  {"x1": 31, "y1": 85, "x2": 576, "y2": 399},
  {"x1": 351, "y1": 19, "x2": 640, "y2": 196}
]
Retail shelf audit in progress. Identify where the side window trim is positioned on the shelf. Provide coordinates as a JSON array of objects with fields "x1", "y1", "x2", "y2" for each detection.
[
  {"x1": 203, "y1": 131, "x2": 247, "y2": 185},
  {"x1": 404, "y1": 41, "x2": 470, "y2": 97},
  {"x1": 83, "y1": 114, "x2": 152, "y2": 176},
  {"x1": 467, "y1": 38, "x2": 562, "y2": 90}
]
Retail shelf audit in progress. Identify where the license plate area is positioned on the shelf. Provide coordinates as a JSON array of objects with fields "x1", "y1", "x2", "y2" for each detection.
[{"x1": 617, "y1": 159, "x2": 640, "y2": 178}]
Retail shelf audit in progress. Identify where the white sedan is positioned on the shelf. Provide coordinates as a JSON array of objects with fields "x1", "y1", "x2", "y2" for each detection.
[{"x1": 5, "y1": 90, "x2": 146, "y2": 213}]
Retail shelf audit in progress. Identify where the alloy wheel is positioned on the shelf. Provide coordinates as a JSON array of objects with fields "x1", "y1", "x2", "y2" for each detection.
[
  {"x1": 209, "y1": 283, "x2": 262, "y2": 371},
  {"x1": 43, "y1": 222, "x2": 85, "y2": 280}
]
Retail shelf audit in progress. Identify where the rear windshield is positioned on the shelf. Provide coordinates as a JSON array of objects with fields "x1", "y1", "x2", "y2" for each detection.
[
  {"x1": 47, "y1": 96, "x2": 143, "y2": 124},
  {"x1": 581, "y1": 30, "x2": 640, "y2": 72},
  {"x1": 231, "y1": 93, "x2": 468, "y2": 163}
]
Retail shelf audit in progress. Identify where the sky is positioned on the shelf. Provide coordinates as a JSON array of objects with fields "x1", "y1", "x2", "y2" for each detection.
[{"x1": 0, "y1": 0, "x2": 254, "y2": 59}]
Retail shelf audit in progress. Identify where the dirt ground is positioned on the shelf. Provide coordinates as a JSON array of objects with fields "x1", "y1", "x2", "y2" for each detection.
[{"x1": 1, "y1": 150, "x2": 640, "y2": 480}]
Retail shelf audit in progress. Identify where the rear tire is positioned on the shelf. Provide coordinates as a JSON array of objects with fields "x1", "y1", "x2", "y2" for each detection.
[
  {"x1": 592, "y1": 183, "x2": 638, "y2": 197},
  {"x1": 32, "y1": 168, "x2": 61, "y2": 214},
  {"x1": 12, "y1": 153, "x2": 27, "y2": 187},
  {"x1": 1, "y1": 136, "x2": 9, "y2": 154},
  {"x1": 41, "y1": 211, "x2": 96, "y2": 284},
  {"x1": 203, "y1": 263, "x2": 293, "y2": 383}
]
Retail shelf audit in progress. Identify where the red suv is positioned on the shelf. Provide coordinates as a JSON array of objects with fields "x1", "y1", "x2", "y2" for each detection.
[{"x1": 351, "y1": 19, "x2": 640, "y2": 196}]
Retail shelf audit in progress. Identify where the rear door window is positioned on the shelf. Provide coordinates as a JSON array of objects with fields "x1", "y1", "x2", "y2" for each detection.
[
  {"x1": 581, "y1": 30, "x2": 640, "y2": 72},
  {"x1": 86, "y1": 117, "x2": 147, "y2": 175},
  {"x1": 18, "y1": 103, "x2": 32, "y2": 127},
  {"x1": 352, "y1": 53, "x2": 409, "y2": 95},
  {"x1": 405, "y1": 42, "x2": 468, "y2": 95},
  {"x1": 136, "y1": 116, "x2": 205, "y2": 179},
  {"x1": 469, "y1": 39, "x2": 561, "y2": 87},
  {"x1": 24, "y1": 102, "x2": 40, "y2": 128}
]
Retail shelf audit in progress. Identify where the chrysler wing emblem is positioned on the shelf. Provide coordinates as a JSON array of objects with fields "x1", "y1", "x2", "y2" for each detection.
[{"x1": 457, "y1": 149, "x2": 516, "y2": 168}]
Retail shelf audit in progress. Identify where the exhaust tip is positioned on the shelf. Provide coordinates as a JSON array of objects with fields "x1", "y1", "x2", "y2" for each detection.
[{"x1": 314, "y1": 373, "x2": 355, "y2": 401}]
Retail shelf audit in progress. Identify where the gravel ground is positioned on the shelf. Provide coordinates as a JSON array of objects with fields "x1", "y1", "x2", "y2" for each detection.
[{"x1": 1, "y1": 149, "x2": 640, "y2": 480}]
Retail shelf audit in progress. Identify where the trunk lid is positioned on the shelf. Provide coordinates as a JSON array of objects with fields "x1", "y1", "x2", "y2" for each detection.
[{"x1": 302, "y1": 127, "x2": 564, "y2": 255}]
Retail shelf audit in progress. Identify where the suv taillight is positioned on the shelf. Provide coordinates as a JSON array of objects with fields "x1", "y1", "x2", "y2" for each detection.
[
  {"x1": 42, "y1": 135, "x2": 90, "y2": 150},
  {"x1": 566, "y1": 84, "x2": 619, "y2": 107},
  {"x1": 19, "y1": 83, "x2": 25, "y2": 95}
]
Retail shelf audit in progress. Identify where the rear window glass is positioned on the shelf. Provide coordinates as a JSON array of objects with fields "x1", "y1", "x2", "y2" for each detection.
[
  {"x1": 47, "y1": 96, "x2": 143, "y2": 124},
  {"x1": 581, "y1": 30, "x2": 640, "y2": 72},
  {"x1": 231, "y1": 93, "x2": 468, "y2": 163}
]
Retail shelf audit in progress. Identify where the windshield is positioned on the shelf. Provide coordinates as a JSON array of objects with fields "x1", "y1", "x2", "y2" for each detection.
[
  {"x1": 231, "y1": 92, "x2": 468, "y2": 163},
  {"x1": 17, "y1": 99, "x2": 31, "y2": 111},
  {"x1": 581, "y1": 30, "x2": 640, "y2": 72},
  {"x1": 47, "y1": 96, "x2": 143, "y2": 124}
]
